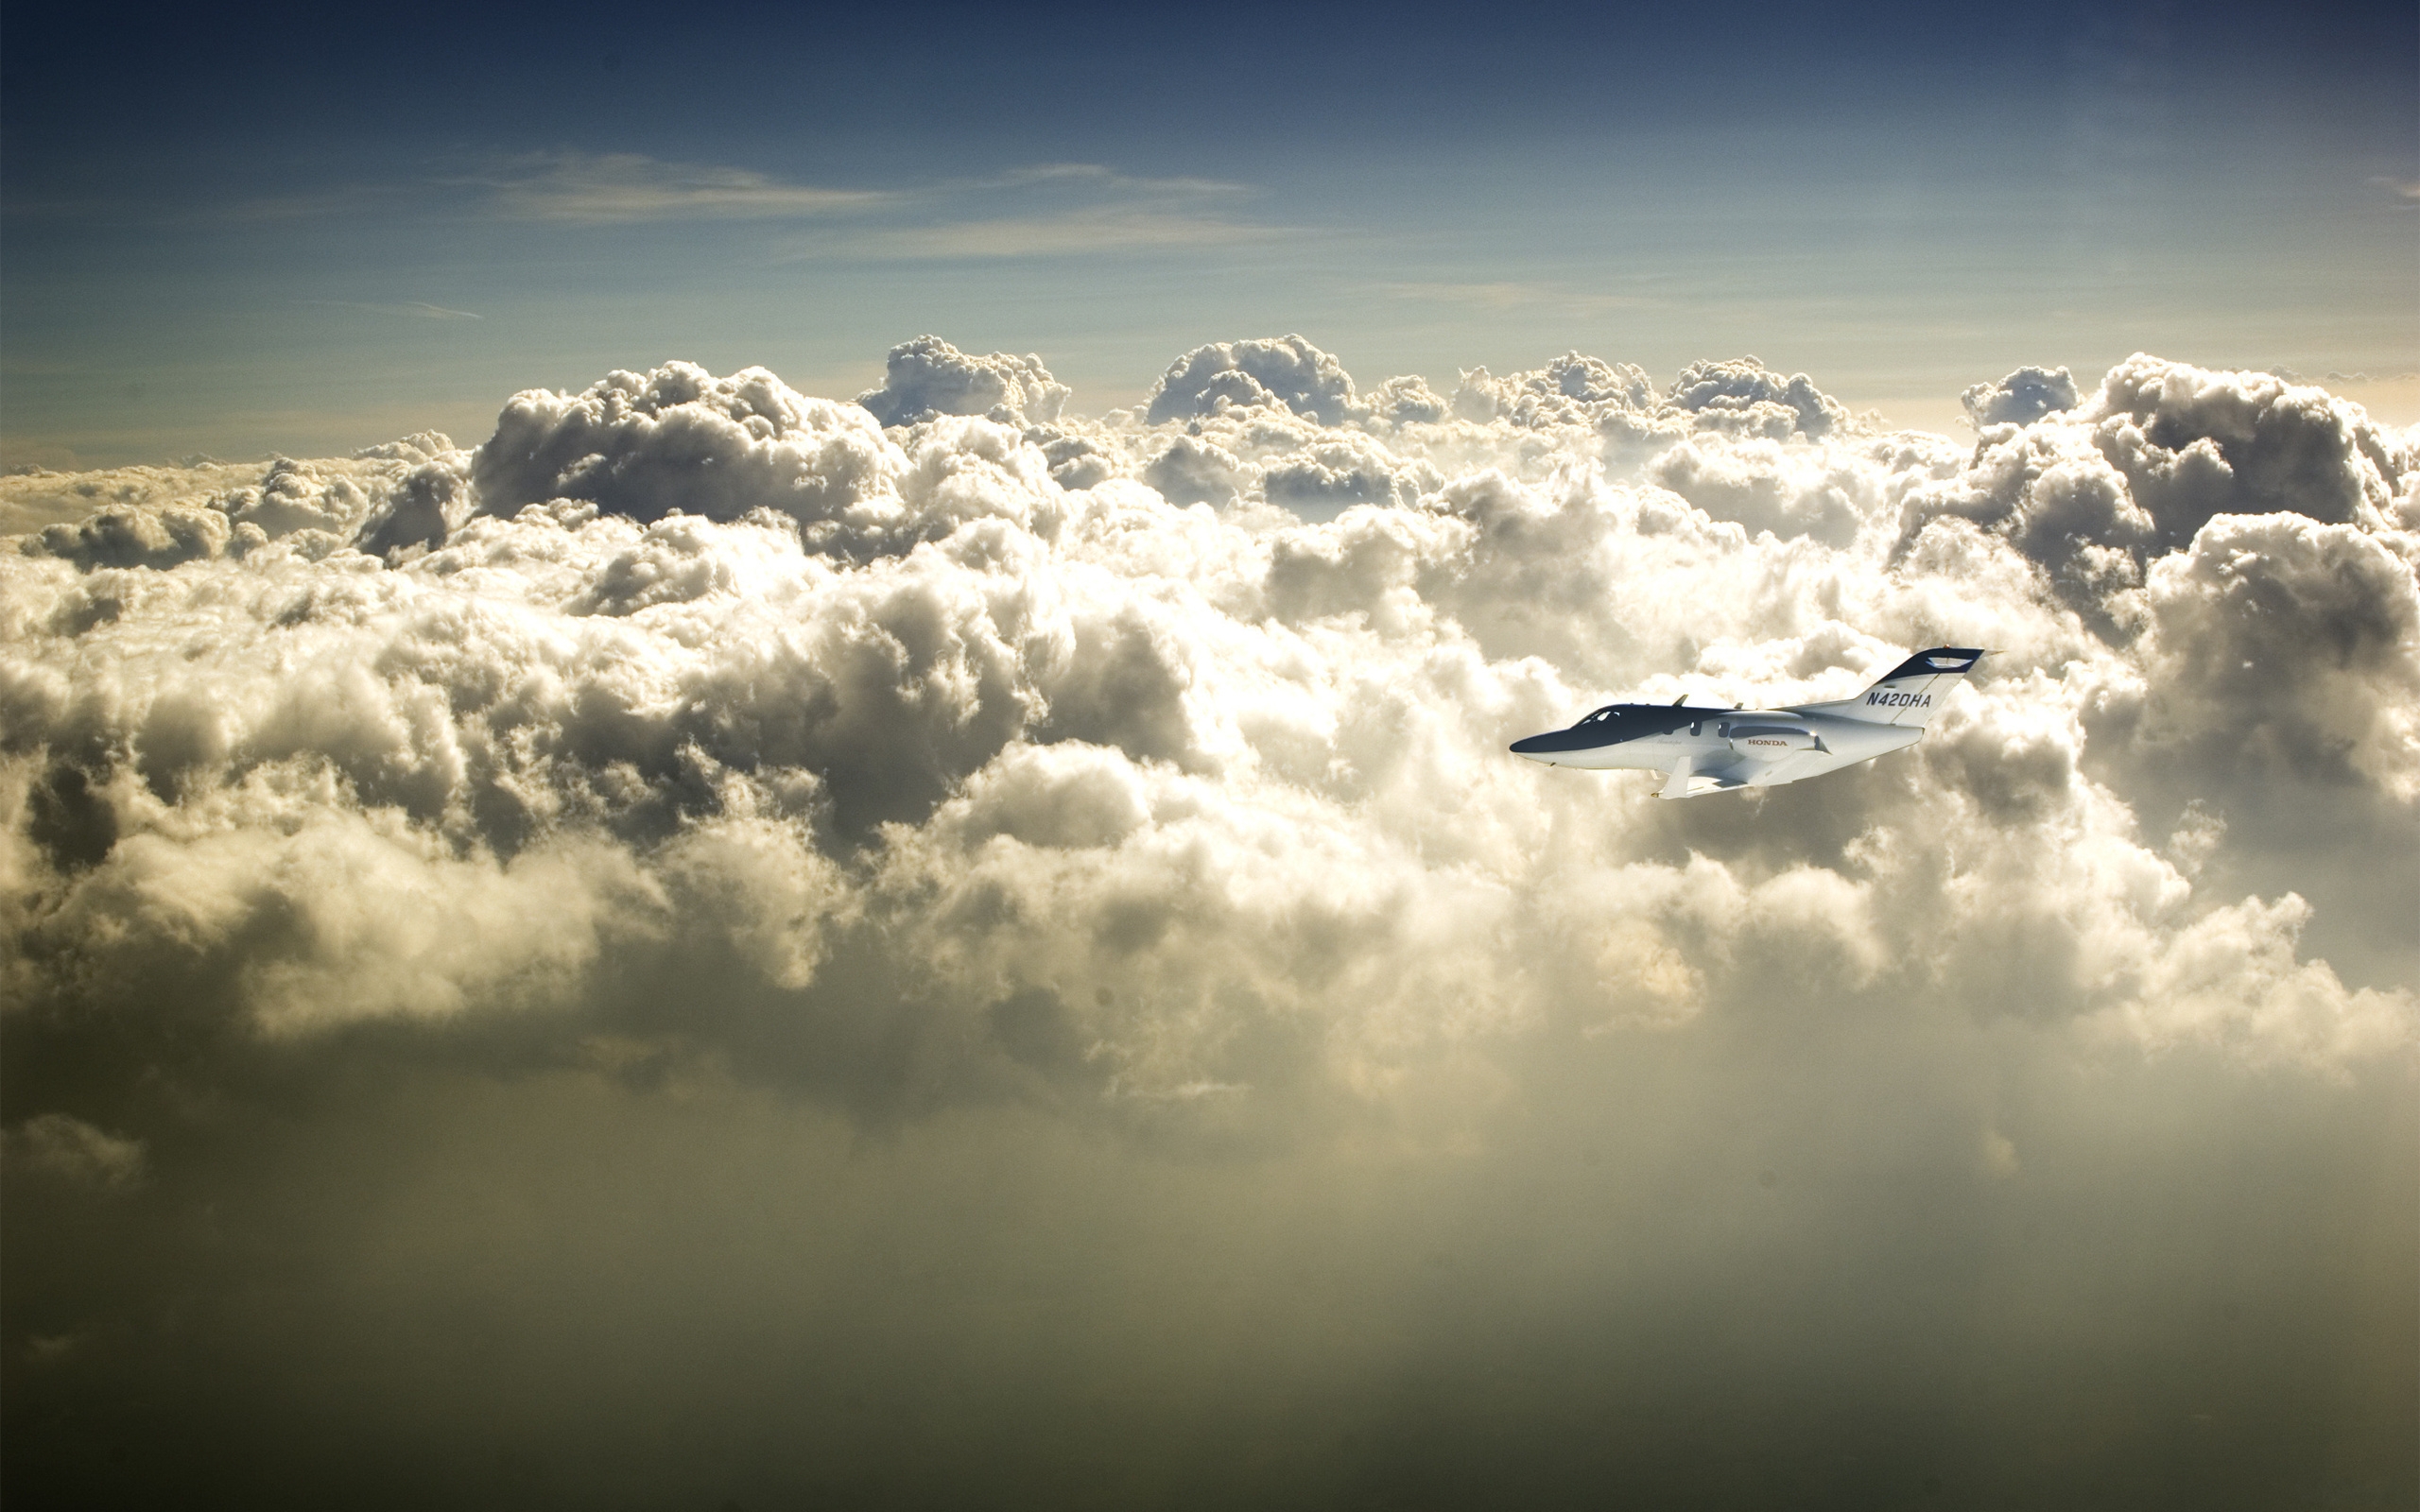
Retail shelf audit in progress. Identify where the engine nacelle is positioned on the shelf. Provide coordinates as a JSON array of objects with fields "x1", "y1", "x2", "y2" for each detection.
[{"x1": 1726, "y1": 723, "x2": 1819, "y2": 755}]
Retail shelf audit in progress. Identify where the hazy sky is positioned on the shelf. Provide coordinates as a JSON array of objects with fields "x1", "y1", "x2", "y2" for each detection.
[
  {"x1": 3, "y1": 0, "x2": 2413, "y2": 465},
  {"x1": 4, "y1": 6, "x2": 2417, "y2": 1509}
]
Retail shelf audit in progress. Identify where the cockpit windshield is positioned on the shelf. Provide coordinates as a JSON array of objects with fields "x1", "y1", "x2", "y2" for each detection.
[{"x1": 1564, "y1": 703, "x2": 1698, "y2": 740}]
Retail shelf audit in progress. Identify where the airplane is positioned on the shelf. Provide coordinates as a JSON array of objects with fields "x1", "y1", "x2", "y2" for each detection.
[{"x1": 1509, "y1": 646, "x2": 1985, "y2": 798}]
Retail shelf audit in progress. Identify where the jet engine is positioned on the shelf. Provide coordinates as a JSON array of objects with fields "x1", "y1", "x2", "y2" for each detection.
[{"x1": 1725, "y1": 723, "x2": 1820, "y2": 755}]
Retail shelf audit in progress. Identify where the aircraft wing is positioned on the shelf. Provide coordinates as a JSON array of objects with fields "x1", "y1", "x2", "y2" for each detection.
[
  {"x1": 1659, "y1": 745, "x2": 1851, "y2": 798},
  {"x1": 1658, "y1": 752, "x2": 1761, "y2": 799}
]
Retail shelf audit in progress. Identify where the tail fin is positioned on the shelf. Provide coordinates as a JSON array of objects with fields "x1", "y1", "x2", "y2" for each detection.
[{"x1": 1791, "y1": 646, "x2": 1984, "y2": 729}]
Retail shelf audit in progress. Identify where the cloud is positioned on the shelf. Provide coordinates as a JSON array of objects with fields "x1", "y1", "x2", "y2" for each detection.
[
  {"x1": 5, "y1": 338, "x2": 2414, "y2": 1504},
  {"x1": 213, "y1": 155, "x2": 1281, "y2": 262},
  {"x1": 302, "y1": 301, "x2": 482, "y2": 320},
  {"x1": 1442, "y1": 352, "x2": 1872, "y2": 460},
  {"x1": 1667, "y1": 356, "x2": 1848, "y2": 438},
  {"x1": 0, "y1": 457, "x2": 281, "y2": 538},
  {"x1": 826, "y1": 206, "x2": 1284, "y2": 259},
  {"x1": 1381, "y1": 281, "x2": 1655, "y2": 318},
  {"x1": 2, "y1": 1113, "x2": 144, "y2": 1188},
  {"x1": 467, "y1": 362, "x2": 907, "y2": 542},
  {"x1": 1450, "y1": 352, "x2": 1658, "y2": 426},
  {"x1": 959, "y1": 163, "x2": 1254, "y2": 199},
  {"x1": 1962, "y1": 365, "x2": 2079, "y2": 428},
  {"x1": 2083, "y1": 891, "x2": 2415, "y2": 1069},
  {"x1": 1894, "y1": 354, "x2": 2418, "y2": 619},
  {"x1": 824, "y1": 161, "x2": 1278, "y2": 259},
  {"x1": 1147, "y1": 335, "x2": 1370, "y2": 426},
  {"x1": 219, "y1": 153, "x2": 890, "y2": 226},
  {"x1": 459, "y1": 151, "x2": 894, "y2": 223},
  {"x1": 15, "y1": 438, "x2": 470, "y2": 570},
  {"x1": 857, "y1": 336, "x2": 1070, "y2": 427},
  {"x1": 10, "y1": 338, "x2": 2411, "y2": 1087}
]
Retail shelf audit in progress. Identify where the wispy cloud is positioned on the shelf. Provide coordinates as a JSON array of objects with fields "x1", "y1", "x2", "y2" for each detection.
[
  {"x1": 455, "y1": 151, "x2": 896, "y2": 223},
  {"x1": 302, "y1": 300, "x2": 482, "y2": 320},
  {"x1": 221, "y1": 153, "x2": 1274, "y2": 254},
  {"x1": 956, "y1": 162, "x2": 1253, "y2": 199},
  {"x1": 771, "y1": 161, "x2": 1285, "y2": 260},
  {"x1": 1379, "y1": 281, "x2": 1656, "y2": 317},
  {"x1": 2370, "y1": 175, "x2": 2420, "y2": 205},
  {"x1": 817, "y1": 207, "x2": 1283, "y2": 260}
]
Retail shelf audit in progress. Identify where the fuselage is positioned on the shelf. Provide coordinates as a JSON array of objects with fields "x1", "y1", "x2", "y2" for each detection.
[{"x1": 1509, "y1": 702, "x2": 1922, "y2": 786}]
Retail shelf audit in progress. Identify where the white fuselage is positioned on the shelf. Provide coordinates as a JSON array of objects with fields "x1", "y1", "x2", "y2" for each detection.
[
  {"x1": 1540, "y1": 710, "x2": 1919, "y2": 777},
  {"x1": 1512, "y1": 647, "x2": 1982, "y2": 798},
  {"x1": 1510, "y1": 704, "x2": 1924, "y2": 795}
]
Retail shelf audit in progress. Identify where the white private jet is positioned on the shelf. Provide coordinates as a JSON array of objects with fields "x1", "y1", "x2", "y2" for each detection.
[{"x1": 1510, "y1": 647, "x2": 1985, "y2": 798}]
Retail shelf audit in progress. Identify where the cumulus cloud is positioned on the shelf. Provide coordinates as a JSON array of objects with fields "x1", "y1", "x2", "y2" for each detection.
[
  {"x1": 1962, "y1": 365, "x2": 2079, "y2": 427},
  {"x1": 467, "y1": 362, "x2": 906, "y2": 543},
  {"x1": 5, "y1": 339, "x2": 2414, "y2": 1504},
  {"x1": 857, "y1": 335, "x2": 1071, "y2": 428},
  {"x1": 12, "y1": 438, "x2": 473, "y2": 571},
  {"x1": 27, "y1": 503, "x2": 234, "y2": 572},
  {"x1": 1451, "y1": 352, "x2": 1657, "y2": 426},
  {"x1": 9, "y1": 339, "x2": 2412, "y2": 1096},
  {"x1": 1667, "y1": 356, "x2": 1849, "y2": 438},
  {"x1": 1147, "y1": 334, "x2": 1370, "y2": 426},
  {"x1": 1, "y1": 456, "x2": 277, "y2": 537}
]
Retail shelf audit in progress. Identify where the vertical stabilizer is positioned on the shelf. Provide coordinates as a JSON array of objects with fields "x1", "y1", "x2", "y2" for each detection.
[{"x1": 1790, "y1": 646, "x2": 1984, "y2": 728}]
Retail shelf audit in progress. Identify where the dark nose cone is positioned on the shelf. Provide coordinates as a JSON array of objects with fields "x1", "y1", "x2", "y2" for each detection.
[
  {"x1": 1511, "y1": 730, "x2": 1594, "y2": 761},
  {"x1": 1512, "y1": 726, "x2": 1616, "y2": 758}
]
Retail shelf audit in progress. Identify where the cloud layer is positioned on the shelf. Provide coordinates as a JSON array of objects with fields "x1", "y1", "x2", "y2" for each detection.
[
  {"x1": 14, "y1": 341, "x2": 2408, "y2": 1079},
  {"x1": 5, "y1": 336, "x2": 2414, "y2": 1505}
]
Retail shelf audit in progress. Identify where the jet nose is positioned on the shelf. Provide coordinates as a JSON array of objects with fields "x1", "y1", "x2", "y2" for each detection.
[{"x1": 1509, "y1": 732, "x2": 1552, "y2": 760}]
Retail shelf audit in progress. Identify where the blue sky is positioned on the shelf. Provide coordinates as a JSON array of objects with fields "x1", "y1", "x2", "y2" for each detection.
[{"x1": 4, "y1": 0, "x2": 2412, "y2": 464}]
